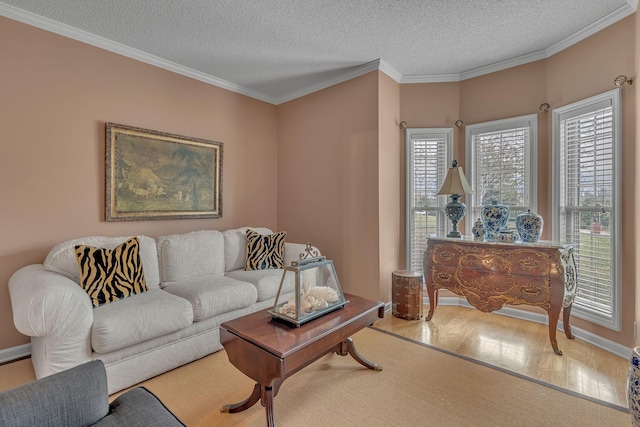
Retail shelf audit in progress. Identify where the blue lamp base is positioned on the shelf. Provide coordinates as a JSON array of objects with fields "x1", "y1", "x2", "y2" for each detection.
[{"x1": 445, "y1": 194, "x2": 467, "y2": 238}]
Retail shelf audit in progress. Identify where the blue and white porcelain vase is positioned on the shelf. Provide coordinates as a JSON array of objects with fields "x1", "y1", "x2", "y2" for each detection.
[
  {"x1": 481, "y1": 201, "x2": 509, "y2": 240},
  {"x1": 471, "y1": 218, "x2": 485, "y2": 241},
  {"x1": 627, "y1": 347, "x2": 640, "y2": 426},
  {"x1": 516, "y1": 209, "x2": 544, "y2": 243}
]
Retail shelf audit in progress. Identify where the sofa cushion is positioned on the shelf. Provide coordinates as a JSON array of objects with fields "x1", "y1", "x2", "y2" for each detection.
[
  {"x1": 223, "y1": 227, "x2": 273, "y2": 272},
  {"x1": 163, "y1": 276, "x2": 257, "y2": 321},
  {"x1": 74, "y1": 237, "x2": 147, "y2": 308},
  {"x1": 157, "y1": 230, "x2": 224, "y2": 286},
  {"x1": 245, "y1": 230, "x2": 287, "y2": 270},
  {"x1": 91, "y1": 290, "x2": 193, "y2": 354},
  {"x1": 44, "y1": 235, "x2": 161, "y2": 289},
  {"x1": 225, "y1": 269, "x2": 295, "y2": 302}
]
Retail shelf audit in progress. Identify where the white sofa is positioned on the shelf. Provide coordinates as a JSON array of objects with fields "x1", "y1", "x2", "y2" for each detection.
[{"x1": 8, "y1": 227, "x2": 314, "y2": 394}]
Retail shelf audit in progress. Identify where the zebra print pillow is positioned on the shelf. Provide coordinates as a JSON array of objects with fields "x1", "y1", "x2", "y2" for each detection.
[
  {"x1": 245, "y1": 230, "x2": 287, "y2": 270},
  {"x1": 74, "y1": 236, "x2": 147, "y2": 308}
]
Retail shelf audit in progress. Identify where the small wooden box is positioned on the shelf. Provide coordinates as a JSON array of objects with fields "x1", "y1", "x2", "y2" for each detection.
[{"x1": 392, "y1": 270, "x2": 424, "y2": 320}]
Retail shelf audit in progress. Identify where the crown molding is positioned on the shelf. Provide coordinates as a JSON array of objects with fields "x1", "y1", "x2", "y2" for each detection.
[
  {"x1": 395, "y1": 2, "x2": 637, "y2": 84},
  {"x1": 273, "y1": 59, "x2": 384, "y2": 104},
  {"x1": 546, "y1": 2, "x2": 637, "y2": 57},
  {"x1": 0, "y1": 2, "x2": 277, "y2": 104},
  {"x1": 460, "y1": 50, "x2": 548, "y2": 81},
  {"x1": 273, "y1": 59, "x2": 406, "y2": 104},
  {"x1": 378, "y1": 59, "x2": 403, "y2": 83},
  {"x1": 401, "y1": 73, "x2": 461, "y2": 84},
  {"x1": 400, "y1": 49, "x2": 548, "y2": 84},
  {"x1": 3, "y1": 1, "x2": 637, "y2": 103}
]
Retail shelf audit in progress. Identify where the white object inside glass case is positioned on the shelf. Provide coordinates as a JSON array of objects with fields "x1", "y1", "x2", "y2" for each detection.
[{"x1": 270, "y1": 256, "x2": 347, "y2": 327}]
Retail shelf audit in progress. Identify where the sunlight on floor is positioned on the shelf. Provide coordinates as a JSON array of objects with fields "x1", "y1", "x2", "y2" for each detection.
[{"x1": 374, "y1": 305, "x2": 629, "y2": 408}]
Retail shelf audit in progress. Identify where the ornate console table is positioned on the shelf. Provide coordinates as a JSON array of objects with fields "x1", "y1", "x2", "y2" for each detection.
[{"x1": 423, "y1": 237, "x2": 577, "y2": 355}]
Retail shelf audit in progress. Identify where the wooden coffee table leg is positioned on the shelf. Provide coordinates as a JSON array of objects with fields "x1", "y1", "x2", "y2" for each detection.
[
  {"x1": 263, "y1": 386, "x2": 275, "y2": 427},
  {"x1": 220, "y1": 382, "x2": 261, "y2": 413},
  {"x1": 336, "y1": 337, "x2": 383, "y2": 371}
]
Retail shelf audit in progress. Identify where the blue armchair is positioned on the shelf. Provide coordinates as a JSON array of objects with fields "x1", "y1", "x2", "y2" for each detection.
[{"x1": 0, "y1": 360, "x2": 184, "y2": 426}]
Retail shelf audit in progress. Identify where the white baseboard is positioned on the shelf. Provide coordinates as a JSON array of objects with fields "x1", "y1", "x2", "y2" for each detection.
[
  {"x1": 0, "y1": 343, "x2": 31, "y2": 364},
  {"x1": 424, "y1": 296, "x2": 633, "y2": 359},
  {"x1": 4, "y1": 298, "x2": 632, "y2": 364}
]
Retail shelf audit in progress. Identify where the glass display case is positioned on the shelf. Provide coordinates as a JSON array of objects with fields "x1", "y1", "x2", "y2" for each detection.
[{"x1": 270, "y1": 256, "x2": 347, "y2": 327}]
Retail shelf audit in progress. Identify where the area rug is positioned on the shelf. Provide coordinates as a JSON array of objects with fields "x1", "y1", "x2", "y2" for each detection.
[
  {"x1": 120, "y1": 327, "x2": 627, "y2": 426},
  {"x1": 0, "y1": 327, "x2": 629, "y2": 426}
]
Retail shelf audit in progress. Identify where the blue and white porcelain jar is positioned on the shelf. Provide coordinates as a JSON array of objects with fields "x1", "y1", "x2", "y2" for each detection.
[
  {"x1": 481, "y1": 201, "x2": 509, "y2": 240},
  {"x1": 628, "y1": 347, "x2": 640, "y2": 426},
  {"x1": 516, "y1": 209, "x2": 544, "y2": 243},
  {"x1": 471, "y1": 218, "x2": 485, "y2": 241},
  {"x1": 496, "y1": 229, "x2": 518, "y2": 243}
]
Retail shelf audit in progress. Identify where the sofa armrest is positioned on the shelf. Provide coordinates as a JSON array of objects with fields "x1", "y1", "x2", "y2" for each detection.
[
  {"x1": 9, "y1": 264, "x2": 93, "y2": 378},
  {"x1": 284, "y1": 242, "x2": 321, "y2": 267},
  {"x1": 0, "y1": 360, "x2": 109, "y2": 426}
]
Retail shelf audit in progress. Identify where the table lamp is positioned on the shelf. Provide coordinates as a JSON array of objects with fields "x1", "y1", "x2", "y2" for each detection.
[{"x1": 437, "y1": 160, "x2": 473, "y2": 238}]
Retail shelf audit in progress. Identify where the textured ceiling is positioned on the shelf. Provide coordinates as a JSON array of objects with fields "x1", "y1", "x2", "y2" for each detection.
[{"x1": 1, "y1": 0, "x2": 636, "y2": 104}]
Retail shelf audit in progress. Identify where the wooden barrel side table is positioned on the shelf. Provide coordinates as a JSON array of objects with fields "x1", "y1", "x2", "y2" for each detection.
[{"x1": 392, "y1": 270, "x2": 424, "y2": 320}]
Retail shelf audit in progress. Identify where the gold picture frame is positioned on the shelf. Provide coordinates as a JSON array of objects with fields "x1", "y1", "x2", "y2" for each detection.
[{"x1": 105, "y1": 122, "x2": 223, "y2": 221}]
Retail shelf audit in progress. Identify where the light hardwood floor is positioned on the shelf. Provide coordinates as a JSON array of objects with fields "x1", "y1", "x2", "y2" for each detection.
[{"x1": 373, "y1": 305, "x2": 629, "y2": 408}]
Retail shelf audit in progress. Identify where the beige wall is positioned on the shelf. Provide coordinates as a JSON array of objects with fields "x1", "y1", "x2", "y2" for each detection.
[
  {"x1": 399, "y1": 16, "x2": 636, "y2": 346},
  {"x1": 0, "y1": 18, "x2": 279, "y2": 349},
  {"x1": 277, "y1": 70, "x2": 401, "y2": 304},
  {"x1": 399, "y1": 82, "x2": 462, "y2": 231},
  {"x1": 277, "y1": 72, "x2": 381, "y2": 301},
  {"x1": 635, "y1": 10, "x2": 640, "y2": 348},
  {"x1": 461, "y1": 60, "x2": 550, "y2": 227},
  {"x1": 1, "y1": 13, "x2": 637, "y2": 353},
  {"x1": 377, "y1": 73, "x2": 401, "y2": 302}
]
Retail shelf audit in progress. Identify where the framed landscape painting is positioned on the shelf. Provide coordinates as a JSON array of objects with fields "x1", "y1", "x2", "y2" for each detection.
[{"x1": 105, "y1": 122, "x2": 223, "y2": 221}]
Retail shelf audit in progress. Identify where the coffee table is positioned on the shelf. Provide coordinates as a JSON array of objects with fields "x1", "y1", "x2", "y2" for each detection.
[{"x1": 219, "y1": 293, "x2": 384, "y2": 426}]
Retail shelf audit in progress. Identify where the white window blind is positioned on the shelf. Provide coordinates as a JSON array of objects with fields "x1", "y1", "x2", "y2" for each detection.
[
  {"x1": 406, "y1": 128, "x2": 452, "y2": 272},
  {"x1": 465, "y1": 115, "x2": 537, "y2": 232},
  {"x1": 553, "y1": 89, "x2": 621, "y2": 330}
]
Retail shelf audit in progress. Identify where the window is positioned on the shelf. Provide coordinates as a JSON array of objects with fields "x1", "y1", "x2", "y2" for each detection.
[
  {"x1": 552, "y1": 89, "x2": 621, "y2": 330},
  {"x1": 465, "y1": 114, "x2": 538, "y2": 232},
  {"x1": 405, "y1": 128, "x2": 452, "y2": 272}
]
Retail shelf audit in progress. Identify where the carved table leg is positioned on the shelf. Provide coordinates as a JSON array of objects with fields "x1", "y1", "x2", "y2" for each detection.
[
  {"x1": 336, "y1": 338, "x2": 383, "y2": 371},
  {"x1": 221, "y1": 382, "x2": 261, "y2": 413},
  {"x1": 548, "y1": 303, "x2": 563, "y2": 356},
  {"x1": 426, "y1": 287, "x2": 439, "y2": 321},
  {"x1": 263, "y1": 386, "x2": 275, "y2": 427},
  {"x1": 563, "y1": 304, "x2": 575, "y2": 340}
]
